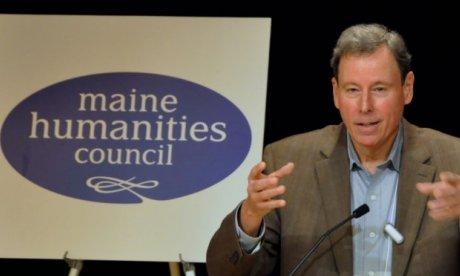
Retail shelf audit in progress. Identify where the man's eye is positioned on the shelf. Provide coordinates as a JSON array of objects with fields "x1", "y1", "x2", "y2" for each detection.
[
  {"x1": 374, "y1": 87, "x2": 387, "y2": 92},
  {"x1": 346, "y1": 88, "x2": 359, "y2": 93}
]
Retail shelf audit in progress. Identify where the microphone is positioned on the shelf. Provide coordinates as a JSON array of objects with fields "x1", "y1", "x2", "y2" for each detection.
[
  {"x1": 288, "y1": 204, "x2": 369, "y2": 276},
  {"x1": 384, "y1": 223, "x2": 404, "y2": 244}
]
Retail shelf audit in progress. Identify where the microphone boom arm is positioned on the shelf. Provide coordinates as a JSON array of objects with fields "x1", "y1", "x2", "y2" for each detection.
[{"x1": 288, "y1": 204, "x2": 369, "y2": 276}]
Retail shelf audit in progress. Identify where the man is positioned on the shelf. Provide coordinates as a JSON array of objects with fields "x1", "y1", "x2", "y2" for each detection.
[{"x1": 207, "y1": 24, "x2": 460, "y2": 275}]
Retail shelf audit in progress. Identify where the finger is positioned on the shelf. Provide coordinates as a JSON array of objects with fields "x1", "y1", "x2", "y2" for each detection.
[
  {"x1": 428, "y1": 204, "x2": 460, "y2": 221},
  {"x1": 427, "y1": 182, "x2": 460, "y2": 208},
  {"x1": 440, "y1": 171, "x2": 460, "y2": 185},
  {"x1": 257, "y1": 199, "x2": 286, "y2": 210},
  {"x1": 269, "y1": 162, "x2": 295, "y2": 178},
  {"x1": 248, "y1": 162, "x2": 266, "y2": 181},
  {"x1": 428, "y1": 209, "x2": 453, "y2": 221},
  {"x1": 432, "y1": 182, "x2": 457, "y2": 199},
  {"x1": 428, "y1": 199, "x2": 447, "y2": 210},
  {"x1": 250, "y1": 177, "x2": 279, "y2": 192},
  {"x1": 254, "y1": 185, "x2": 286, "y2": 202},
  {"x1": 427, "y1": 198, "x2": 457, "y2": 211},
  {"x1": 416, "y1": 182, "x2": 435, "y2": 195}
]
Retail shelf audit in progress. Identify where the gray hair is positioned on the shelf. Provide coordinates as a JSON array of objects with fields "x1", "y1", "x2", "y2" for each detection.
[{"x1": 330, "y1": 24, "x2": 412, "y2": 81}]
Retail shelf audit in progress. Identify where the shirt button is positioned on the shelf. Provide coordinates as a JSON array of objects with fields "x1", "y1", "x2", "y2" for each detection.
[
  {"x1": 368, "y1": 271, "x2": 374, "y2": 276},
  {"x1": 369, "y1": 232, "x2": 376, "y2": 238},
  {"x1": 370, "y1": 195, "x2": 377, "y2": 200}
]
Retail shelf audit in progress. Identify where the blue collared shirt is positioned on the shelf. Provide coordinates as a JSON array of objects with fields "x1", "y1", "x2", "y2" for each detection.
[{"x1": 348, "y1": 123, "x2": 403, "y2": 276}]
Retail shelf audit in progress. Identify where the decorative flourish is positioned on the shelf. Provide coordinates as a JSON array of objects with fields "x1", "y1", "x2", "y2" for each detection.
[{"x1": 86, "y1": 176, "x2": 159, "y2": 200}]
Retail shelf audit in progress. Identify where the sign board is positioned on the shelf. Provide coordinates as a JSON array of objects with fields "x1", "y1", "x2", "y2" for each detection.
[{"x1": 0, "y1": 14, "x2": 270, "y2": 262}]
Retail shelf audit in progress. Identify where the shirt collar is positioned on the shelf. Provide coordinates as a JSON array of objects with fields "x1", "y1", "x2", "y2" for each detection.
[{"x1": 346, "y1": 122, "x2": 404, "y2": 172}]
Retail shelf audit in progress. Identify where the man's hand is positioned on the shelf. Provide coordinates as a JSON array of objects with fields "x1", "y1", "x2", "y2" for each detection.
[
  {"x1": 416, "y1": 171, "x2": 460, "y2": 221},
  {"x1": 240, "y1": 161, "x2": 295, "y2": 236}
]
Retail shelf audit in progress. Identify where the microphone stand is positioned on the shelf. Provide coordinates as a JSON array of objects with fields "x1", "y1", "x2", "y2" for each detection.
[{"x1": 288, "y1": 204, "x2": 369, "y2": 276}]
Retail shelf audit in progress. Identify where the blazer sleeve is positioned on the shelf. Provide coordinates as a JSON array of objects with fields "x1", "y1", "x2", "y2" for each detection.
[{"x1": 206, "y1": 144, "x2": 282, "y2": 276}]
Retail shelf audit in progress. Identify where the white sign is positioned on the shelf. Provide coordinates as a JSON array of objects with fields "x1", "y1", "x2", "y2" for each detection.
[{"x1": 0, "y1": 14, "x2": 270, "y2": 262}]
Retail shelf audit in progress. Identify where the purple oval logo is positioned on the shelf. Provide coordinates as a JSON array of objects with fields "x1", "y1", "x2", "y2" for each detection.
[{"x1": 1, "y1": 72, "x2": 251, "y2": 203}]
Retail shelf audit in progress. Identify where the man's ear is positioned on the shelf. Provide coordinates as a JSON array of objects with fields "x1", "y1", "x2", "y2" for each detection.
[
  {"x1": 403, "y1": 71, "x2": 414, "y2": 105},
  {"x1": 332, "y1": 77, "x2": 340, "y2": 109}
]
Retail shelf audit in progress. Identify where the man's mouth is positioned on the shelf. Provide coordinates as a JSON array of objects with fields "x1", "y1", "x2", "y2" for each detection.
[{"x1": 356, "y1": 121, "x2": 380, "y2": 126}]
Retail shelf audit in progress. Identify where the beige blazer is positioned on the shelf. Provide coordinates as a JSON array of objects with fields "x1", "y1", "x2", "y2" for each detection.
[{"x1": 207, "y1": 120, "x2": 460, "y2": 275}]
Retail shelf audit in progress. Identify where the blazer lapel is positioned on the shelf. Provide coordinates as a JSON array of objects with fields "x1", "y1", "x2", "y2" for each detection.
[
  {"x1": 315, "y1": 126, "x2": 353, "y2": 274},
  {"x1": 392, "y1": 121, "x2": 436, "y2": 276}
]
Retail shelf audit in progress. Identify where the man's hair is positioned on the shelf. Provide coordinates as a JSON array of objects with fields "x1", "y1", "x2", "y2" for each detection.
[{"x1": 330, "y1": 23, "x2": 412, "y2": 81}]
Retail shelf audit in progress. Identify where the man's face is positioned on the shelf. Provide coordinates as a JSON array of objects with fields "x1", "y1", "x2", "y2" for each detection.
[{"x1": 332, "y1": 45, "x2": 414, "y2": 151}]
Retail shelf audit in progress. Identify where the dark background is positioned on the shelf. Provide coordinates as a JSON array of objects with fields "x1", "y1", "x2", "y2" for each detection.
[{"x1": 1, "y1": 0, "x2": 458, "y2": 275}]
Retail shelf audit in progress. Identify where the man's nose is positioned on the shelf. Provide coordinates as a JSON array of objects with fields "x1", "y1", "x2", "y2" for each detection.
[{"x1": 360, "y1": 91, "x2": 374, "y2": 113}]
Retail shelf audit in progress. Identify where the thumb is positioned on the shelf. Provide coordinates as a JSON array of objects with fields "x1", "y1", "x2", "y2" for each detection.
[{"x1": 416, "y1": 182, "x2": 434, "y2": 195}]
